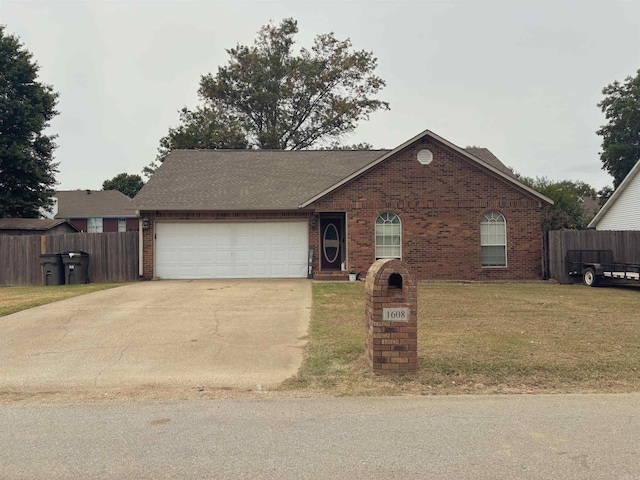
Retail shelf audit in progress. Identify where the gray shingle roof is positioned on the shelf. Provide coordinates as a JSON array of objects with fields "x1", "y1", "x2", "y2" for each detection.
[
  {"x1": 133, "y1": 150, "x2": 388, "y2": 211},
  {"x1": 55, "y1": 190, "x2": 136, "y2": 218},
  {"x1": 134, "y1": 131, "x2": 552, "y2": 211},
  {"x1": 464, "y1": 147, "x2": 518, "y2": 179},
  {"x1": 0, "y1": 218, "x2": 79, "y2": 231}
]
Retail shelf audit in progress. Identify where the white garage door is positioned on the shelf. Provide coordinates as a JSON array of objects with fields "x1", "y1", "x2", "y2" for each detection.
[{"x1": 155, "y1": 221, "x2": 308, "y2": 279}]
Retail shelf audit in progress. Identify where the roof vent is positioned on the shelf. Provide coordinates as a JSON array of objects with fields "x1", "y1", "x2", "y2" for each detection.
[
  {"x1": 417, "y1": 149, "x2": 433, "y2": 165},
  {"x1": 86, "y1": 190, "x2": 91, "y2": 194}
]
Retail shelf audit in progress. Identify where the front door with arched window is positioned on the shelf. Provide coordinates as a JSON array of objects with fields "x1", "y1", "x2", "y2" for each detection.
[{"x1": 320, "y1": 217, "x2": 343, "y2": 270}]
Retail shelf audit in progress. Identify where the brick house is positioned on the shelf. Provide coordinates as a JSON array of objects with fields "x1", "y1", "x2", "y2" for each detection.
[
  {"x1": 0, "y1": 218, "x2": 79, "y2": 236},
  {"x1": 133, "y1": 129, "x2": 552, "y2": 280},
  {"x1": 53, "y1": 190, "x2": 139, "y2": 233}
]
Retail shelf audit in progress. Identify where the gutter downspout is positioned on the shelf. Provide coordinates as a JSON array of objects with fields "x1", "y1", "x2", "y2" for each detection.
[{"x1": 136, "y1": 210, "x2": 143, "y2": 278}]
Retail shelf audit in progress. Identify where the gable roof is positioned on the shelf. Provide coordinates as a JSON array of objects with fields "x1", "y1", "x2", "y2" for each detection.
[
  {"x1": 55, "y1": 190, "x2": 136, "y2": 218},
  {"x1": 299, "y1": 129, "x2": 553, "y2": 207},
  {"x1": 0, "y1": 218, "x2": 80, "y2": 232},
  {"x1": 578, "y1": 195, "x2": 601, "y2": 217},
  {"x1": 588, "y1": 159, "x2": 640, "y2": 228},
  {"x1": 133, "y1": 129, "x2": 553, "y2": 212},
  {"x1": 133, "y1": 150, "x2": 387, "y2": 211}
]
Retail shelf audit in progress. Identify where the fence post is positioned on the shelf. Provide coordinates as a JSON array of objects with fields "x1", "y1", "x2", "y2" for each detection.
[{"x1": 40, "y1": 235, "x2": 46, "y2": 285}]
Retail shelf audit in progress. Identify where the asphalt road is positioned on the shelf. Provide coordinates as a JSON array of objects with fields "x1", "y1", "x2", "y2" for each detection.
[{"x1": 2, "y1": 394, "x2": 639, "y2": 479}]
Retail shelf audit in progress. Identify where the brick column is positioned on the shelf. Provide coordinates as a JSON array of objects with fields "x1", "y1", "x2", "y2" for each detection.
[{"x1": 365, "y1": 259, "x2": 418, "y2": 374}]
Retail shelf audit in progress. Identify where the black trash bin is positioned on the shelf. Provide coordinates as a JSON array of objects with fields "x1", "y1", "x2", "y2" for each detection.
[
  {"x1": 39, "y1": 253, "x2": 64, "y2": 286},
  {"x1": 61, "y1": 251, "x2": 90, "y2": 284}
]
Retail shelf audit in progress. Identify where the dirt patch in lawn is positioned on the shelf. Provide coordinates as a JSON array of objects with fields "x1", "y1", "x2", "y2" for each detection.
[{"x1": 279, "y1": 281, "x2": 640, "y2": 396}]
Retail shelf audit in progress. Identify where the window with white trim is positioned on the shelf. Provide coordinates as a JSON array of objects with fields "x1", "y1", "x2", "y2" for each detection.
[
  {"x1": 375, "y1": 212, "x2": 401, "y2": 259},
  {"x1": 481, "y1": 211, "x2": 506, "y2": 267},
  {"x1": 87, "y1": 217, "x2": 103, "y2": 233},
  {"x1": 118, "y1": 218, "x2": 126, "y2": 232}
]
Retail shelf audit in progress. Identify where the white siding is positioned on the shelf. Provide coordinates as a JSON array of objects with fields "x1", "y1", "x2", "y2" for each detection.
[{"x1": 596, "y1": 171, "x2": 640, "y2": 230}]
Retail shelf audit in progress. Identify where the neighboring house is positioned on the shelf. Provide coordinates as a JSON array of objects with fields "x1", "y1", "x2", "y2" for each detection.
[
  {"x1": 577, "y1": 195, "x2": 601, "y2": 225},
  {"x1": 0, "y1": 218, "x2": 80, "y2": 236},
  {"x1": 54, "y1": 190, "x2": 138, "y2": 232},
  {"x1": 133, "y1": 129, "x2": 553, "y2": 281},
  {"x1": 589, "y1": 160, "x2": 640, "y2": 230}
]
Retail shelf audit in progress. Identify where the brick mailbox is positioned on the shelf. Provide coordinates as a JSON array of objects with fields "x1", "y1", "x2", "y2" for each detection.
[{"x1": 365, "y1": 259, "x2": 418, "y2": 374}]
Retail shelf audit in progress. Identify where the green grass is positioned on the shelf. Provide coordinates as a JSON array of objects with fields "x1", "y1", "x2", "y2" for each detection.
[
  {"x1": 0, "y1": 283, "x2": 126, "y2": 317},
  {"x1": 280, "y1": 282, "x2": 640, "y2": 395}
]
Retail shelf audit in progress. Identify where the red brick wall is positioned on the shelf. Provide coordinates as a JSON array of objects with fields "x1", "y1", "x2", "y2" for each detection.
[
  {"x1": 69, "y1": 218, "x2": 87, "y2": 232},
  {"x1": 139, "y1": 210, "x2": 312, "y2": 279},
  {"x1": 365, "y1": 259, "x2": 418, "y2": 374},
  {"x1": 126, "y1": 218, "x2": 139, "y2": 231},
  {"x1": 103, "y1": 218, "x2": 118, "y2": 232},
  {"x1": 139, "y1": 138, "x2": 545, "y2": 281},
  {"x1": 311, "y1": 137, "x2": 544, "y2": 280}
]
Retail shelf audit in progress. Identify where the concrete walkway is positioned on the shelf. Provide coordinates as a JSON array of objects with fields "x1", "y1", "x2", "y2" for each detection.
[{"x1": 0, "y1": 280, "x2": 311, "y2": 392}]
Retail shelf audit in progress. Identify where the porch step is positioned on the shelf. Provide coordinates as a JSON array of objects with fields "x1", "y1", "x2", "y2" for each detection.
[{"x1": 313, "y1": 271, "x2": 350, "y2": 281}]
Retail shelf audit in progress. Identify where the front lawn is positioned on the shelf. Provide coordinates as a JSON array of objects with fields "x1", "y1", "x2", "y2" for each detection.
[
  {"x1": 280, "y1": 282, "x2": 640, "y2": 395},
  {"x1": 0, "y1": 283, "x2": 125, "y2": 317}
]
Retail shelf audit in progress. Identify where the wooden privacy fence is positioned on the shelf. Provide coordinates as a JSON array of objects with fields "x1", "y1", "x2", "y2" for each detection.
[
  {"x1": 549, "y1": 229, "x2": 640, "y2": 283},
  {"x1": 0, "y1": 232, "x2": 139, "y2": 286}
]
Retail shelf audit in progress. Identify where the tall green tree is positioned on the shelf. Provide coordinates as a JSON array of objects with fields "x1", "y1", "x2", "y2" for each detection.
[
  {"x1": 146, "y1": 18, "x2": 387, "y2": 176},
  {"x1": 102, "y1": 173, "x2": 145, "y2": 198},
  {"x1": 144, "y1": 104, "x2": 248, "y2": 177},
  {"x1": 0, "y1": 26, "x2": 59, "y2": 217},
  {"x1": 519, "y1": 176, "x2": 596, "y2": 231},
  {"x1": 597, "y1": 69, "x2": 640, "y2": 188}
]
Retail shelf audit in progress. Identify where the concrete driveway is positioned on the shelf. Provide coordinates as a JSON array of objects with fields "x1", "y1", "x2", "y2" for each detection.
[{"x1": 0, "y1": 280, "x2": 311, "y2": 394}]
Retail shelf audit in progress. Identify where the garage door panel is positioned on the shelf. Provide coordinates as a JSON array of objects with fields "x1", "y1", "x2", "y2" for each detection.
[
  {"x1": 156, "y1": 221, "x2": 308, "y2": 279},
  {"x1": 235, "y1": 264, "x2": 251, "y2": 277},
  {"x1": 272, "y1": 235, "x2": 288, "y2": 248},
  {"x1": 215, "y1": 249, "x2": 232, "y2": 262},
  {"x1": 288, "y1": 247, "x2": 307, "y2": 262},
  {"x1": 252, "y1": 250, "x2": 268, "y2": 262},
  {"x1": 198, "y1": 250, "x2": 214, "y2": 263},
  {"x1": 271, "y1": 250, "x2": 287, "y2": 263},
  {"x1": 235, "y1": 250, "x2": 251, "y2": 263},
  {"x1": 287, "y1": 265, "x2": 306, "y2": 277},
  {"x1": 235, "y1": 234, "x2": 251, "y2": 247}
]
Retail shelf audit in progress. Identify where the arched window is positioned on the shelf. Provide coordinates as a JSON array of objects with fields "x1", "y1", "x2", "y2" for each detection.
[
  {"x1": 375, "y1": 212, "x2": 401, "y2": 259},
  {"x1": 481, "y1": 211, "x2": 506, "y2": 267}
]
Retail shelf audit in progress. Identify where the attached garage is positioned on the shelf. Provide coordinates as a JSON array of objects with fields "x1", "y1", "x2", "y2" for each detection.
[
  {"x1": 155, "y1": 221, "x2": 308, "y2": 279},
  {"x1": 135, "y1": 141, "x2": 551, "y2": 282}
]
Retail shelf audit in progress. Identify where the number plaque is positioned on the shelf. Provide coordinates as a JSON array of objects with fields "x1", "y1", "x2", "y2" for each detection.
[{"x1": 382, "y1": 307, "x2": 409, "y2": 322}]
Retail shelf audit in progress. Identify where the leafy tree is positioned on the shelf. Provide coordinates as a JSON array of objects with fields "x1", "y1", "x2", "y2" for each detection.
[
  {"x1": 0, "y1": 26, "x2": 58, "y2": 218},
  {"x1": 320, "y1": 142, "x2": 374, "y2": 150},
  {"x1": 102, "y1": 173, "x2": 145, "y2": 198},
  {"x1": 144, "y1": 104, "x2": 248, "y2": 177},
  {"x1": 597, "y1": 185, "x2": 614, "y2": 206},
  {"x1": 519, "y1": 176, "x2": 596, "y2": 231},
  {"x1": 597, "y1": 69, "x2": 640, "y2": 188},
  {"x1": 146, "y1": 18, "x2": 387, "y2": 176}
]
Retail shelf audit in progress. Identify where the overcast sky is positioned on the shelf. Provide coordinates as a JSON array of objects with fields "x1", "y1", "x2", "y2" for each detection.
[{"x1": 2, "y1": 0, "x2": 639, "y2": 191}]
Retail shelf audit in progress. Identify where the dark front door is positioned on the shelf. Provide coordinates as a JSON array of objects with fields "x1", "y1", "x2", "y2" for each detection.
[{"x1": 320, "y1": 218, "x2": 343, "y2": 270}]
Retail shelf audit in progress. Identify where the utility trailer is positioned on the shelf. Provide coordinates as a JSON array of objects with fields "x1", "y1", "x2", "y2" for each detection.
[{"x1": 567, "y1": 250, "x2": 640, "y2": 287}]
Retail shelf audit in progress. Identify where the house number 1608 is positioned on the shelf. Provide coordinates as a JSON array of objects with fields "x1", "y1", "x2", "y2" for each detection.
[{"x1": 382, "y1": 308, "x2": 409, "y2": 322}]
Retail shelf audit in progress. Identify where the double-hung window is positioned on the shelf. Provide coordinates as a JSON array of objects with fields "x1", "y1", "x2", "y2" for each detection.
[
  {"x1": 87, "y1": 217, "x2": 103, "y2": 233},
  {"x1": 481, "y1": 211, "x2": 506, "y2": 267}
]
